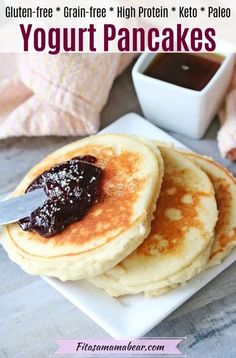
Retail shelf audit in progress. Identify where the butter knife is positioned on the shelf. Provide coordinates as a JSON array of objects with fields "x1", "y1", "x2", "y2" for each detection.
[{"x1": 0, "y1": 189, "x2": 47, "y2": 226}]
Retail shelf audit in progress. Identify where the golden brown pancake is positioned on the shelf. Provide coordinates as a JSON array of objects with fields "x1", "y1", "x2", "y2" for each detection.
[
  {"x1": 183, "y1": 152, "x2": 236, "y2": 266},
  {"x1": 90, "y1": 147, "x2": 218, "y2": 296},
  {"x1": 1, "y1": 135, "x2": 163, "y2": 280}
]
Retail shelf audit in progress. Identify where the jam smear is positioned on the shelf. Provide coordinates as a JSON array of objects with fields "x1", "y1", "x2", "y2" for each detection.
[{"x1": 19, "y1": 155, "x2": 103, "y2": 237}]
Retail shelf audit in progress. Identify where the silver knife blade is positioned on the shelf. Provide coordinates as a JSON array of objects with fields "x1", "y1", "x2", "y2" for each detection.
[{"x1": 0, "y1": 189, "x2": 47, "y2": 225}]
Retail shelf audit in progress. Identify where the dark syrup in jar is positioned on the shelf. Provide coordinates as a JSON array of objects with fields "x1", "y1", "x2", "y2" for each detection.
[{"x1": 144, "y1": 53, "x2": 224, "y2": 91}]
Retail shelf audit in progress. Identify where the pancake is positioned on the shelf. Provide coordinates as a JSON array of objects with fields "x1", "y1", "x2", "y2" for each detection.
[
  {"x1": 1, "y1": 134, "x2": 163, "y2": 281},
  {"x1": 145, "y1": 238, "x2": 214, "y2": 297},
  {"x1": 92, "y1": 238, "x2": 214, "y2": 297},
  {"x1": 183, "y1": 152, "x2": 236, "y2": 267},
  {"x1": 90, "y1": 147, "x2": 218, "y2": 297}
]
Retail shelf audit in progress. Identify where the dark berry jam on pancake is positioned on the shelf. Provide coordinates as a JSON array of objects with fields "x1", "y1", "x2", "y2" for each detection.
[{"x1": 19, "y1": 156, "x2": 102, "y2": 237}]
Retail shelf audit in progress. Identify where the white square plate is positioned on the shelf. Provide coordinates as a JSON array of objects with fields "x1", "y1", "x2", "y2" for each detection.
[{"x1": 41, "y1": 113, "x2": 236, "y2": 338}]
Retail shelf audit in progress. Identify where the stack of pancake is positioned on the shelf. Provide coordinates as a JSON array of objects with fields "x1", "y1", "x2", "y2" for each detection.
[{"x1": 2, "y1": 134, "x2": 236, "y2": 297}]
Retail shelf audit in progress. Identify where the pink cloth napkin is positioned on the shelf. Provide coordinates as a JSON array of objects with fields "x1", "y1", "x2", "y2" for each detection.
[
  {"x1": 0, "y1": 53, "x2": 135, "y2": 138},
  {"x1": 1, "y1": 52, "x2": 236, "y2": 161}
]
